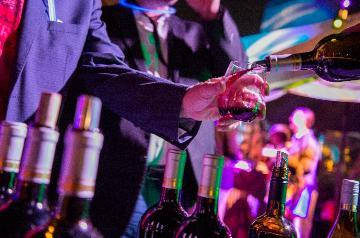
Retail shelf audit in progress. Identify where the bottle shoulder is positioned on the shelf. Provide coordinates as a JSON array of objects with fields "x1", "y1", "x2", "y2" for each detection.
[
  {"x1": 249, "y1": 214, "x2": 297, "y2": 237},
  {"x1": 138, "y1": 204, "x2": 188, "y2": 238},
  {"x1": 0, "y1": 199, "x2": 51, "y2": 223},
  {"x1": 26, "y1": 218, "x2": 103, "y2": 238},
  {"x1": 140, "y1": 203, "x2": 188, "y2": 223},
  {"x1": 327, "y1": 214, "x2": 360, "y2": 238},
  {"x1": 176, "y1": 215, "x2": 231, "y2": 238},
  {"x1": 0, "y1": 199, "x2": 51, "y2": 237}
]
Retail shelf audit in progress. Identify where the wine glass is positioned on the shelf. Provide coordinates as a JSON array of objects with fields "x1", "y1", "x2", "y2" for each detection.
[{"x1": 217, "y1": 61, "x2": 266, "y2": 124}]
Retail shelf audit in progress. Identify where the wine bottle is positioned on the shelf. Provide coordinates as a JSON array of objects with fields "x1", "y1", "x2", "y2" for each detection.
[
  {"x1": 327, "y1": 179, "x2": 359, "y2": 238},
  {"x1": 253, "y1": 32, "x2": 360, "y2": 82},
  {"x1": 248, "y1": 151, "x2": 297, "y2": 238},
  {"x1": 175, "y1": 154, "x2": 232, "y2": 238},
  {"x1": 0, "y1": 92, "x2": 62, "y2": 238},
  {"x1": 0, "y1": 121, "x2": 27, "y2": 206},
  {"x1": 138, "y1": 148, "x2": 188, "y2": 238},
  {"x1": 26, "y1": 95, "x2": 104, "y2": 238}
]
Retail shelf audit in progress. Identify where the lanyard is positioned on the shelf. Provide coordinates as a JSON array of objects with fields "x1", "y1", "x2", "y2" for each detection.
[
  {"x1": 119, "y1": 0, "x2": 176, "y2": 15},
  {"x1": 47, "y1": 0, "x2": 57, "y2": 21}
]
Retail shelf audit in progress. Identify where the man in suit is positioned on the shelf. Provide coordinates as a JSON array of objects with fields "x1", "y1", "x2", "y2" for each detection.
[
  {"x1": 0, "y1": 0, "x2": 267, "y2": 237},
  {"x1": 101, "y1": 0, "x2": 248, "y2": 236}
]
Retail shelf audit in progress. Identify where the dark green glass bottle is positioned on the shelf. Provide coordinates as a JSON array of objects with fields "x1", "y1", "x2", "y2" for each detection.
[
  {"x1": 26, "y1": 95, "x2": 104, "y2": 238},
  {"x1": 254, "y1": 32, "x2": 360, "y2": 82},
  {"x1": 0, "y1": 92, "x2": 62, "y2": 238},
  {"x1": 138, "y1": 148, "x2": 188, "y2": 238},
  {"x1": 0, "y1": 121, "x2": 27, "y2": 206},
  {"x1": 175, "y1": 154, "x2": 232, "y2": 238},
  {"x1": 327, "y1": 179, "x2": 359, "y2": 238},
  {"x1": 249, "y1": 151, "x2": 297, "y2": 238}
]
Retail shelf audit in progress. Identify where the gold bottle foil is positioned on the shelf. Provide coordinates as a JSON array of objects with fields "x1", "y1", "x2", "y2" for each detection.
[
  {"x1": 340, "y1": 179, "x2": 359, "y2": 212},
  {"x1": 198, "y1": 154, "x2": 224, "y2": 199},
  {"x1": 162, "y1": 149, "x2": 186, "y2": 190},
  {"x1": 34, "y1": 92, "x2": 62, "y2": 129},
  {"x1": 73, "y1": 95, "x2": 102, "y2": 131}
]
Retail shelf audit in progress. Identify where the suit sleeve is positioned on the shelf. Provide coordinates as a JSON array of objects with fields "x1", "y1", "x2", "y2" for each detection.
[
  {"x1": 201, "y1": 7, "x2": 248, "y2": 76},
  {"x1": 74, "y1": 0, "x2": 200, "y2": 149}
]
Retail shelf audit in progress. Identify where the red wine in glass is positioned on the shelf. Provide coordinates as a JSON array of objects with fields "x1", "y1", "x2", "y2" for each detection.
[{"x1": 218, "y1": 67, "x2": 260, "y2": 122}]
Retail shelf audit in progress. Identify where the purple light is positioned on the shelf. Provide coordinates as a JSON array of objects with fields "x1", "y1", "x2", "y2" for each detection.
[{"x1": 343, "y1": 0, "x2": 351, "y2": 8}]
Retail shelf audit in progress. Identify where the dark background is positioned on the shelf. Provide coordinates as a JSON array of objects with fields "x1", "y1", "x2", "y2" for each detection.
[{"x1": 175, "y1": 0, "x2": 360, "y2": 36}]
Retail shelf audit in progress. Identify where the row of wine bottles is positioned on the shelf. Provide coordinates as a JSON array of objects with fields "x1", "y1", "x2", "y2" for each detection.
[
  {"x1": 138, "y1": 149, "x2": 360, "y2": 238},
  {"x1": 0, "y1": 92, "x2": 104, "y2": 237}
]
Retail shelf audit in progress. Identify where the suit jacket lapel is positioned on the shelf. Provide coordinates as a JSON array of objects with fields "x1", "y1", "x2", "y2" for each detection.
[{"x1": 13, "y1": 0, "x2": 47, "y2": 86}]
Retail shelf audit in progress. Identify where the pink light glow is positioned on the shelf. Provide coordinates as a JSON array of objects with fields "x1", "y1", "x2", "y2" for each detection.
[
  {"x1": 343, "y1": 0, "x2": 351, "y2": 8},
  {"x1": 234, "y1": 160, "x2": 252, "y2": 172}
]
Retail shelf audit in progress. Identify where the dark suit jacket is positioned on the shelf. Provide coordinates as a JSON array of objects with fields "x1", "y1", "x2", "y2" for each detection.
[
  {"x1": 101, "y1": 4, "x2": 248, "y2": 187},
  {"x1": 5, "y1": 0, "x2": 201, "y2": 237}
]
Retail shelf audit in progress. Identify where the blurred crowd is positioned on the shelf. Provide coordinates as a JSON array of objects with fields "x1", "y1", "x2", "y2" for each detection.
[{"x1": 216, "y1": 107, "x2": 360, "y2": 238}]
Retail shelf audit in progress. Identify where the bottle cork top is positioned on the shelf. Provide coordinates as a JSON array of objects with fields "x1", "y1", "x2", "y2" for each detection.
[
  {"x1": 340, "y1": 179, "x2": 359, "y2": 208},
  {"x1": 73, "y1": 95, "x2": 102, "y2": 131},
  {"x1": 34, "y1": 92, "x2": 62, "y2": 129},
  {"x1": 275, "y1": 151, "x2": 288, "y2": 168}
]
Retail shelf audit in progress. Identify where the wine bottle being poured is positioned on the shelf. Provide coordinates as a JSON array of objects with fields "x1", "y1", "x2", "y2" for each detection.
[{"x1": 252, "y1": 32, "x2": 360, "y2": 82}]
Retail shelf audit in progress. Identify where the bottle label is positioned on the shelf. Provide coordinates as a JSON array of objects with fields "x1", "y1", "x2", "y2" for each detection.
[
  {"x1": 0, "y1": 122, "x2": 27, "y2": 173},
  {"x1": 162, "y1": 148, "x2": 186, "y2": 190},
  {"x1": 58, "y1": 129, "x2": 103, "y2": 198},
  {"x1": 198, "y1": 155, "x2": 224, "y2": 199},
  {"x1": 19, "y1": 126, "x2": 59, "y2": 184}
]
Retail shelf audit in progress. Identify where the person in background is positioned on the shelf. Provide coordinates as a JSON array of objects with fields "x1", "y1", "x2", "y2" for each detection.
[
  {"x1": 216, "y1": 126, "x2": 242, "y2": 221},
  {"x1": 0, "y1": 0, "x2": 268, "y2": 237},
  {"x1": 287, "y1": 107, "x2": 321, "y2": 238},
  {"x1": 220, "y1": 121, "x2": 267, "y2": 238},
  {"x1": 261, "y1": 123, "x2": 291, "y2": 177},
  {"x1": 101, "y1": 0, "x2": 247, "y2": 236}
]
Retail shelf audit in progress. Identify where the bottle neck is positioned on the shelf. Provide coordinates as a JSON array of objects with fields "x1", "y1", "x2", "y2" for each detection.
[
  {"x1": 159, "y1": 187, "x2": 180, "y2": 205},
  {"x1": 14, "y1": 180, "x2": 48, "y2": 204},
  {"x1": 299, "y1": 51, "x2": 317, "y2": 70},
  {"x1": 334, "y1": 206, "x2": 359, "y2": 234},
  {"x1": 57, "y1": 195, "x2": 92, "y2": 223},
  {"x1": 193, "y1": 196, "x2": 218, "y2": 216},
  {"x1": 0, "y1": 171, "x2": 17, "y2": 191},
  {"x1": 260, "y1": 52, "x2": 316, "y2": 73},
  {"x1": 266, "y1": 177, "x2": 287, "y2": 217}
]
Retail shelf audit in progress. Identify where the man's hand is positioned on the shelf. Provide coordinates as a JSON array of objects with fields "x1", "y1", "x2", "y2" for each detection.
[
  {"x1": 185, "y1": 0, "x2": 221, "y2": 21},
  {"x1": 181, "y1": 77, "x2": 226, "y2": 120},
  {"x1": 181, "y1": 73, "x2": 268, "y2": 129}
]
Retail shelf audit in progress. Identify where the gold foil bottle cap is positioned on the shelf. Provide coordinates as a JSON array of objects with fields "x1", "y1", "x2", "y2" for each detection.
[
  {"x1": 34, "y1": 92, "x2": 62, "y2": 129},
  {"x1": 73, "y1": 95, "x2": 102, "y2": 131},
  {"x1": 275, "y1": 151, "x2": 288, "y2": 168},
  {"x1": 341, "y1": 179, "x2": 359, "y2": 209}
]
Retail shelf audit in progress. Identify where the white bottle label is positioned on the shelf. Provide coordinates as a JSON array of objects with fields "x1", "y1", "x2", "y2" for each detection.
[
  {"x1": 19, "y1": 126, "x2": 59, "y2": 184},
  {"x1": 58, "y1": 129, "x2": 103, "y2": 198},
  {"x1": 0, "y1": 122, "x2": 27, "y2": 173}
]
